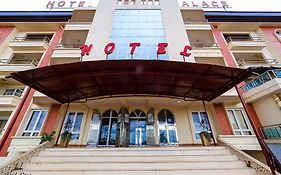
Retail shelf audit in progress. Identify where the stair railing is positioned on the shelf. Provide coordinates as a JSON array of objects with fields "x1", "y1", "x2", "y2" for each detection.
[
  {"x1": 0, "y1": 141, "x2": 54, "y2": 175},
  {"x1": 218, "y1": 138, "x2": 280, "y2": 175}
]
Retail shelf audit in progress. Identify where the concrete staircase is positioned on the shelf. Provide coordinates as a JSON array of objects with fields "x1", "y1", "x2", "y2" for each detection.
[{"x1": 13, "y1": 146, "x2": 258, "y2": 175}]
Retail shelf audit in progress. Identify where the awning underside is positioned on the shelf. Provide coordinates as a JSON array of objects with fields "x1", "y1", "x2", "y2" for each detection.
[{"x1": 10, "y1": 60, "x2": 252, "y2": 104}]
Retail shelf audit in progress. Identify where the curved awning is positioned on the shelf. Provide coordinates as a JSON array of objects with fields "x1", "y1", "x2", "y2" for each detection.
[{"x1": 9, "y1": 60, "x2": 252, "y2": 104}]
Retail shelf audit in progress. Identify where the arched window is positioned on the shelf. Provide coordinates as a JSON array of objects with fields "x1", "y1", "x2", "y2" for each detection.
[
  {"x1": 157, "y1": 109, "x2": 178, "y2": 145},
  {"x1": 99, "y1": 109, "x2": 118, "y2": 146}
]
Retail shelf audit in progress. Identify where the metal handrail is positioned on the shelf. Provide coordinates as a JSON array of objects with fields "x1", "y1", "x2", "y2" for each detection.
[
  {"x1": 56, "y1": 43, "x2": 83, "y2": 49},
  {"x1": 226, "y1": 36, "x2": 264, "y2": 43},
  {"x1": 0, "y1": 59, "x2": 39, "y2": 67},
  {"x1": 11, "y1": 36, "x2": 51, "y2": 44},
  {"x1": 218, "y1": 138, "x2": 280, "y2": 175},
  {"x1": 191, "y1": 43, "x2": 219, "y2": 48},
  {"x1": 238, "y1": 58, "x2": 278, "y2": 67},
  {"x1": 0, "y1": 141, "x2": 54, "y2": 175},
  {"x1": 241, "y1": 69, "x2": 281, "y2": 93}
]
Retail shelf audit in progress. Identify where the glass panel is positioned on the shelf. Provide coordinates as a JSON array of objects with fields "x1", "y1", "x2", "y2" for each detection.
[
  {"x1": 0, "y1": 120, "x2": 8, "y2": 129},
  {"x1": 26, "y1": 111, "x2": 40, "y2": 130},
  {"x1": 166, "y1": 111, "x2": 175, "y2": 125},
  {"x1": 159, "y1": 129, "x2": 168, "y2": 144},
  {"x1": 109, "y1": 118, "x2": 117, "y2": 145},
  {"x1": 168, "y1": 129, "x2": 177, "y2": 143},
  {"x1": 34, "y1": 111, "x2": 47, "y2": 130},
  {"x1": 139, "y1": 119, "x2": 147, "y2": 145},
  {"x1": 227, "y1": 110, "x2": 239, "y2": 129},
  {"x1": 73, "y1": 113, "x2": 83, "y2": 132},
  {"x1": 130, "y1": 119, "x2": 138, "y2": 145},
  {"x1": 234, "y1": 110, "x2": 249, "y2": 129},
  {"x1": 200, "y1": 112, "x2": 210, "y2": 131},
  {"x1": 99, "y1": 118, "x2": 110, "y2": 145},
  {"x1": 158, "y1": 110, "x2": 166, "y2": 125}
]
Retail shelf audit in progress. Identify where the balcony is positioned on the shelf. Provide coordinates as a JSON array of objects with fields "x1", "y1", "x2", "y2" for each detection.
[
  {"x1": 242, "y1": 69, "x2": 281, "y2": 102},
  {"x1": 184, "y1": 20, "x2": 212, "y2": 31},
  {"x1": 237, "y1": 58, "x2": 278, "y2": 68},
  {"x1": 191, "y1": 43, "x2": 223, "y2": 58},
  {"x1": 9, "y1": 36, "x2": 50, "y2": 52},
  {"x1": 0, "y1": 58, "x2": 38, "y2": 74},
  {"x1": 260, "y1": 124, "x2": 281, "y2": 140},
  {"x1": 65, "y1": 19, "x2": 92, "y2": 31},
  {"x1": 50, "y1": 43, "x2": 82, "y2": 65},
  {"x1": 0, "y1": 89, "x2": 23, "y2": 107},
  {"x1": 226, "y1": 36, "x2": 266, "y2": 51}
]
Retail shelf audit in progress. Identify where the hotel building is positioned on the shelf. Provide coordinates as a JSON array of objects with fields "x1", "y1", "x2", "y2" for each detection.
[{"x1": 0, "y1": 0, "x2": 281, "y2": 174}]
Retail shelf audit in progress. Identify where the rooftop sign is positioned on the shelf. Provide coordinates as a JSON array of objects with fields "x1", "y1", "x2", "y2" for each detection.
[{"x1": 0, "y1": 0, "x2": 280, "y2": 12}]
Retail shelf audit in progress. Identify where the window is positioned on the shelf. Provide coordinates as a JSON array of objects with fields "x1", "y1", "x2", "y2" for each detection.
[
  {"x1": 63, "y1": 112, "x2": 84, "y2": 140},
  {"x1": 2, "y1": 88, "x2": 24, "y2": 97},
  {"x1": 227, "y1": 109, "x2": 252, "y2": 135},
  {"x1": 191, "y1": 112, "x2": 211, "y2": 139},
  {"x1": 22, "y1": 110, "x2": 48, "y2": 136},
  {"x1": 223, "y1": 34, "x2": 252, "y2": 43},
  {"x1": 0, "y1": 119, "x2": 7, "y2": 135},
  {"x1": 109, "y1": 10, "x2": 167, "y2": 60}
]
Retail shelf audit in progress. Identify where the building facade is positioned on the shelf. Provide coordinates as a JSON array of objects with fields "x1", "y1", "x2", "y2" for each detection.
[{"x1": 0, "y1": 0, "x2": 281, "y2": 174}]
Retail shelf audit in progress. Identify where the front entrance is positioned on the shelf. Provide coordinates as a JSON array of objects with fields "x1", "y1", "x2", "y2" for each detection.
[
  {"x1": 129, "y1": 110, "x2": 147, "y2": 146},
  {"x1": 96, "y1": 108, "x2": 178, "y2": 147}
]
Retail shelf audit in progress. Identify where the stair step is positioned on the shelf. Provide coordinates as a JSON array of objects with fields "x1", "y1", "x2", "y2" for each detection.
[
  {"x1": 13, "y1": 169, "x2": 258, "y2": 175},
  {"x1": 30, "y1": 155, "x2": 239, "y2": 163},
  {"x1": 23, "y1": 161, "x2": 247, "y2": 171},
  {"x1": 38, "y1": 149, "x2": 231, "y2": 157}
]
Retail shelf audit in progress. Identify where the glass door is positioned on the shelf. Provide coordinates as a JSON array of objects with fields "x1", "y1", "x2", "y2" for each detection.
[
  {"x1": 158, "y1": 109, "x2": 178, "y2": 145},
  {"x1": 98, "y1": 110, "x2": 118, "y2": 146},
  {"x1": 129, "y1": 110, "x2": 147, "y2": 146}
]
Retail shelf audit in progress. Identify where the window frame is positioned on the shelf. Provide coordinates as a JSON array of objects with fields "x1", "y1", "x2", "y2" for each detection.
[
  {"x1": 63, "y1": 111, "x2": 84, "y2": 140},
  {"x1": 22, "y1": 110, "x2": 48, "y2": 137},
  {"x1": 227, "y1": 108, "x2": 252, "y2": 136},
  {"x1": 191, "y1": 111, "x2": 212, "y2": 140}
]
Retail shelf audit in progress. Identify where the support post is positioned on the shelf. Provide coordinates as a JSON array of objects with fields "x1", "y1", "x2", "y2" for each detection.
[
  {"x1": 202, "y1": 100, "x2": 217, "y2": 145},
  {"x1": 55, "y1": 103, "x2": 70, "y2": 146}
]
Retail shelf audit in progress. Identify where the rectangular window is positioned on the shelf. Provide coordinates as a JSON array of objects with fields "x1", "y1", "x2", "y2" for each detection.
[
  {"x1": 2, "y1": 88, "x2": 24, "y2": 97},
  {"x1": 191, "y1": 112, "x2": 211, "y2": 139},
  {"x1": 227, "y1": 109, "x2": 252, "y2": 135},
  {"x1": 109, "y1": 9, "x2": 167, "y2": 60},
  {"x1": 22, "y1": 110, "x2": 48, "y2": 136},
  {"x1": 63, "y1": 112, "x2": 84, "y2": 140}
]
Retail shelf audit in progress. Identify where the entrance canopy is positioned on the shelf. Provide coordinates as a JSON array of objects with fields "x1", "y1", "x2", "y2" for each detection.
[{"x1": 9, "y1": 60, "x2": 252, "y2": 104}]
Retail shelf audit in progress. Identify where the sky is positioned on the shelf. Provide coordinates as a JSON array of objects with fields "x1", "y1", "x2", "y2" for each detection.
[{"x1": 0, "y1": 0, "x2": 280, "y2": 12}]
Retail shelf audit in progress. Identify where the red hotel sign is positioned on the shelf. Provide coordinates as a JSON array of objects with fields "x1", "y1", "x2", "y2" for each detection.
[{"x1": 80, "y1": 43, "x2": 193, "y2": 59}]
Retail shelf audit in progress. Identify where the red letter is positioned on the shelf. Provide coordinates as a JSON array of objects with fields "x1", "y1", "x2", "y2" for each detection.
[
  {"x1": 104, "y1": 43, "x2": 115, "y2": 55},
  {"x1": 180, "y1": 45, "x2": 192, "y2": 57},
  {"x1": 80, "y1": 44, "x2": 93, "y2": 56},
  {"x1": 130, "y1": 43, "x2": 140, "y2": 55},
  {"x1": 157, "y1": 43, "x2": 168, "y2": 55}
]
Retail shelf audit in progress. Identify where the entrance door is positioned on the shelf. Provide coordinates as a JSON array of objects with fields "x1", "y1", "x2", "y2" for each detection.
[
  {"x1": 98, "y1": 110, "x2": 118, "y2": 146},
  {"x1": 130, "y1": 110, "x2": 147, "y2": 146},
  {"x1": 158, "y1": 109, "x2": 178, "y2": 145}
]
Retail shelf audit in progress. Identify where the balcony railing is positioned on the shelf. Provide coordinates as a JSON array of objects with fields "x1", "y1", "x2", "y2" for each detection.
[
  {"x1": 11, "y1": 36, "x2": 50, "y2": 44},
  {"x1": 56, "y1": 43, "x2": 83, "y2": 49},
  {"x1": 226, "y1": 36, "x2": 263, "y2": 43},
  {"x1": 260, "y1": 124, "x2": 281, "y2": 140},
  {"x1": 241, "y1": 69, "x2": 281, "y2": 92},
  {"x1": 0, "y1": 89, "x2": 24, "y2": 97},
  {"x1": 191, "y1": 43, "x2": 219, "y2": 48},
  {"x1": 0, "y1": 59, "x2": 39, "y2": 67},
  {"x1": 238, "y1": 58, "x2": 278, "y2": 67}
]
